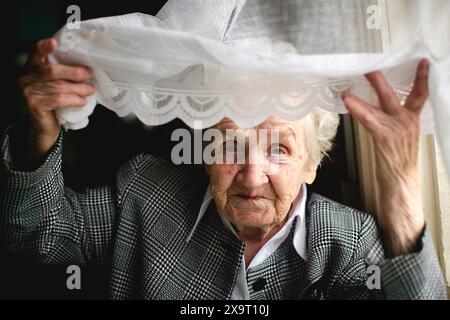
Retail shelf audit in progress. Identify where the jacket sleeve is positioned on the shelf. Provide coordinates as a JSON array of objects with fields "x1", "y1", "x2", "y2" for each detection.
[
  {"x1": 0, "y1": 125, "x2": 143, "y2": 266},
  {"x1": 332, "y1": 212, "x2": 448, "y2": 300}
]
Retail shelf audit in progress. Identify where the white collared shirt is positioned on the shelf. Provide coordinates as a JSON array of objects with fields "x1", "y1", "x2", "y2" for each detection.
[{"x1": 186, "y1": 183, "x2": 308, "y2": 300}]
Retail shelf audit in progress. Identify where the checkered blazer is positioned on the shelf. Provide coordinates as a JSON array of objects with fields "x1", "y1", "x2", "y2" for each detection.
[{"x1": 0, "y1": 127, "x2": 447, "y2": 299}]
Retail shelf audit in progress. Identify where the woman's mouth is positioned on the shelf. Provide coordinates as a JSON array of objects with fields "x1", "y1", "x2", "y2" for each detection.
[{"x1": 236, "y1": 194, "x2": 266, "y2": 201}]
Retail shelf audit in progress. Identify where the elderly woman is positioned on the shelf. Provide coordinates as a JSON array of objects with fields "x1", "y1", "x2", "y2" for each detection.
[{"x1": 0, "y1": 38, "x2": 447, "y2": 300}]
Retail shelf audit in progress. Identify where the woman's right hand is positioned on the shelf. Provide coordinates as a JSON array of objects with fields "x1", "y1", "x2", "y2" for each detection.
[{"x1": 18, "y1": 38, "x2": 95, "y2": 164}]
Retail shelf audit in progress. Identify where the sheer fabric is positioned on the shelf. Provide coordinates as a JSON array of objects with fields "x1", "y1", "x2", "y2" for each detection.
[{"x1": 49, "y1": 0, "x2": 450, "y2": 171}]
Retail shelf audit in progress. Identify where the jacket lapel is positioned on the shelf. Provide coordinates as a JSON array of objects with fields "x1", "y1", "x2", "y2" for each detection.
[
  {"x1": 152, "y1": 191, "x2": 244, "y2": 300},
  {"x1": 298, "y1": 193, "x2": 335, "y2": 298}
]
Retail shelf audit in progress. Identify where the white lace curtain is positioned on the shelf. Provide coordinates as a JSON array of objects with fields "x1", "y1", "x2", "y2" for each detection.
[{"x1": 49, "y1": 0, "x2": 450, "y2": 173}]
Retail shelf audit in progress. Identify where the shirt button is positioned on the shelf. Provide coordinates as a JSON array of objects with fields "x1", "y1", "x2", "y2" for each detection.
[{"x1": 252, "y1": 278, "x2": 267, "y2": 291}]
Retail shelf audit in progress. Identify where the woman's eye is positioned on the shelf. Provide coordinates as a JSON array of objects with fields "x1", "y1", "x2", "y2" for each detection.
[{"x1": 270, "y1": 144, "x2": 287, "y2": 156}]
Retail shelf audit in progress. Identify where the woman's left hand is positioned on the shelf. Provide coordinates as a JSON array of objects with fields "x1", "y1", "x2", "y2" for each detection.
[{"x1": 342, "y1": 59, "x2": 429, "y2": 257}]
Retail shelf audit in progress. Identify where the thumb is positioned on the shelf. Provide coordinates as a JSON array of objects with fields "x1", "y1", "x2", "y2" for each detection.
[{"x1": 30, "y1": 38, "x2": 57, "y2": 67}]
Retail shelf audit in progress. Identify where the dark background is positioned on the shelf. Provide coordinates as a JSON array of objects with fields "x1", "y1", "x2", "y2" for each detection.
[{"x1": 0, "y1": 0, "x2": 359, "y2": 299}]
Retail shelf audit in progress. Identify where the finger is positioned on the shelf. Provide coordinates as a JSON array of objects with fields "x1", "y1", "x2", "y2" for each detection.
[
  {"x1": 37, "y1": 38, "x2": 57, "y2": 56},
  {"x1": 341, "y1": 90, "x2": 383, "y2": 134},
  {"x1": 39, "y1": 80, "x2": 96, "y2": 96},
  {"x1": 404, "y1": 59, "x2": 429, "y2": 114},
  {"x1": 39, "y1": 64, "x2": 93, "y2": 82},
  {"x1": 365, "y1": 71, "x2": 401, "y2": 115},
  {"x1": 21, "y1": 79, "x2": 95, "y2": 100},
  {"x1": 40, "y1": 93, "x2": 87, "y2": 109},
  {"x1": 29, "y1": 38, "x2": 57, "y2": 67}
]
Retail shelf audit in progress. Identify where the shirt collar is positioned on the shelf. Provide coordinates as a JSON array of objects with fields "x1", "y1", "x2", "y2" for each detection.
[{"x1": 186, "y1": 183, "x2": 308, "y2": 261}]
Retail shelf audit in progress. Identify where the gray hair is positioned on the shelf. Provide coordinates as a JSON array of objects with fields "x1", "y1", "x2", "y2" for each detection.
[{"x1": 301, "y1": 108, "x2": 340, "y2": 166}]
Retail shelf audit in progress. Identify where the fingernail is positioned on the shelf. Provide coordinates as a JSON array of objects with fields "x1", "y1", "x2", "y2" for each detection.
[
  {"x1": 46, "y1": 39, "x2": 55, "y2": 49},
  {"x1": 423, "y1": 59, "x2": 429, "y2": 76},
  {"x1": 341, "y1": 90, "x2": 352, "y2": 100}
]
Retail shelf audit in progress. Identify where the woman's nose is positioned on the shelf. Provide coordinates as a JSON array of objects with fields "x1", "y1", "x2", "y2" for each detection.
[{"x1": 235, "y1": 163, "x2": 269, "y2": 188}]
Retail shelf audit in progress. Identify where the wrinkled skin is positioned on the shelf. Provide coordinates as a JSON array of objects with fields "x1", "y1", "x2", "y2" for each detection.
[{"x1": 206, "y1": 117, "x2": 318, "y2": 243}]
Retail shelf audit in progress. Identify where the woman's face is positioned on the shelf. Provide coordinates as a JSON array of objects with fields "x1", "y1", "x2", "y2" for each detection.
[{"x1": 206, "y1": 116, "x2": 319, "y2": 241}]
